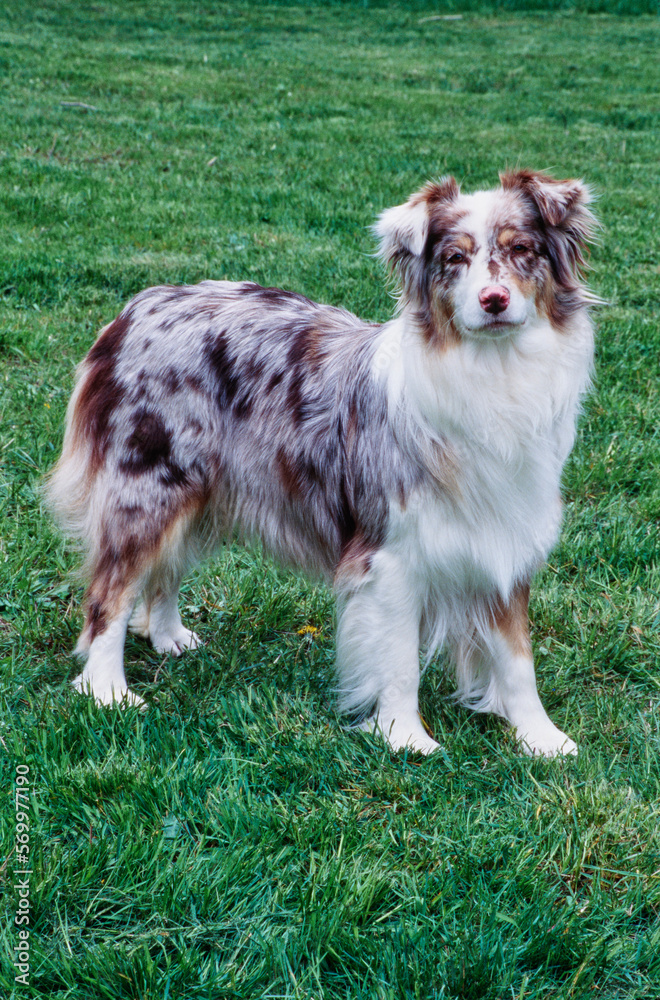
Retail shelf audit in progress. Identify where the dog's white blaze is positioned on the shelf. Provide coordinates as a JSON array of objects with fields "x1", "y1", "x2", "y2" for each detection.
[{"x1": 449, "y1": 191, "x2": 533, "y2": 333}]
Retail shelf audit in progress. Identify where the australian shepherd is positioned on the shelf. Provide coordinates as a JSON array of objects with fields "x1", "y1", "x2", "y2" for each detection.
[{"x1": 47, "y1": 169, "x2": 598, "y2": 756}]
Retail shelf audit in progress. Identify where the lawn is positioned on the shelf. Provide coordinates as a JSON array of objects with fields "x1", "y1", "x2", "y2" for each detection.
[{"x1": 1, "y1": 1, "x2": 659, "y2": 997}]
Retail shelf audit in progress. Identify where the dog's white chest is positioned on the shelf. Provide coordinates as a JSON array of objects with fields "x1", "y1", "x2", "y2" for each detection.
[
  {"x1": 383, "y1": 320, "x2": 590, "y2": 600},
  {"x1": 406, "y1": 442, "x2": 563, "y2": 598}
]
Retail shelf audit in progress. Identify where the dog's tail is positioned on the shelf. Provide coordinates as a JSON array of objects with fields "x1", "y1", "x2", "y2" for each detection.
[
  {"x1": 45, "y1": 359, "x2": 104, "y2": 579},
  {"x1": 46, "y1": 305, "x2": 136, "y2": 574}
]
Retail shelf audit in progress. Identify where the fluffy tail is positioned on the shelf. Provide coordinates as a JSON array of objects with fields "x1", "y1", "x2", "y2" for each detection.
[{"x1": 45, "y1": 361, "x2": 101, "y2": 577}]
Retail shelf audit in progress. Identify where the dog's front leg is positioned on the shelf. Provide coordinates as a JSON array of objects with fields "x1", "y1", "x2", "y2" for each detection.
[
  {"x1": 334, "y1": 550, "x2": 439, "y2": 755},
  {"x1": 485, "y1": 582, "x2": 577, "y2": 757}
]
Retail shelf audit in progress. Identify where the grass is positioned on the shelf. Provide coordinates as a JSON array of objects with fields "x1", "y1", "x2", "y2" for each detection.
[{"x1": 1, "y1": 1, "x2": 659, "y2": 997}]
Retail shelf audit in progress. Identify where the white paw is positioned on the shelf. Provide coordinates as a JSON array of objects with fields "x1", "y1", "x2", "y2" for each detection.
[
  {"x1": 151, "y1": 627, "x2": 201, "y2": 656},
  {"x1": 516, "y1": 723, "x2": 577, "y2": 757},
  {"x1": 72, "y1": 674, "x2": 146, "y2": 709},
  {"x1": 128, "y1": 602, "x2": 151, "y2": 639},
  {"x1": 396, "y1": 731, "x2": 441, "y2": 755},
  {"x1": 359, "y1": 715, "x2": 441, "y2": 755}
]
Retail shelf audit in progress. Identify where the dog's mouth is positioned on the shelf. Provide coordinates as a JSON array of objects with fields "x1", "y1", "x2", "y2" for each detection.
[
  {"x1": 464, "y1": 317, "x2": 526, "y2": 337},
  {"x1": 453, "y1": 296, "x2": 529, "y2": 338}
]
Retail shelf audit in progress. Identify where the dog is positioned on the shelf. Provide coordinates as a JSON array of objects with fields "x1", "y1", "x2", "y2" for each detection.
[{"x1": 47, "y1": 169, "x2": 598, "y2": 756}]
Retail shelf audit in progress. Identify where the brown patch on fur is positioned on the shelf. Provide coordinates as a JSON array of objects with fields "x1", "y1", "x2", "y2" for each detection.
[
  {"x1": 496, "y1": 227, "x2": 519, "y2": 246},
  {"x1": 334, "y1": 532, "x2": 375, "y2": 588},
  {"x1": 163, "y1": 367, "x2": 182, "y2": 394},
  {"x1": 81, "y1": 535, "x2": 145, "y2": 642},
  {"x1": 122, "y1": 412, "x2": 172, "y2": 470},
  {"x1": 87, "y1": 601, "x2": 107, "y2": 641},
  {"x1": 285, "y1": 367, "x2": 306, "y2": 425},
  {"x1": 425, "y1": 438, "x2": 462, "y2": 499},
  {"x1": 411, "y1": 176, "x2": 460, "y2": 207},
  {"x1": 266, "y1": 370, "x2": 285, "y2": 393},
  {"x1": 231, "y1": 355, "x2": 266, "y2": 420},
  {"x1": 74, "y1": 309, "x2": 132, "y2": 471},
  {"x1": 276, "y1": 446, "x2": 305, "y2": 500},
  {"x1": 509, "y1": 271, "x2": 537, "y2": 301},
  {"x1": 287, "y1": 322, "x2": 324, "y2": 367},
  {"x1": 206, "y1": 330, "x2": 264, "y2": 419},
  {"x1": 82, "y1": 486, "x2": 209, "y2": 643},
  {"x1": 285, "y1": 323, "x2": 325, "y2": 424},
  {"x1": 422, "y1": 296, "x2": 461, "y2": 351},
  {"x1": 487, "y1": 259, "x2": 501, "y2": 281},
  {"x1": 239, "y1": 282, "x2": 316, "y2": 309},
  {"x1": 87, "y1": 311, "x2": 132, "y2": 366},
  {"x1": 452, "y1": 234, "x2": 476, "y2": 256},
  {"x1": 232, "y1": 392, "x2": 253, "y2": 420},
  {"x1": 118, "y1": 410, "x2": 189, "y2": 487},
  {"x1": 491, "y1": 581, "x2": 531, "y2": 656}
]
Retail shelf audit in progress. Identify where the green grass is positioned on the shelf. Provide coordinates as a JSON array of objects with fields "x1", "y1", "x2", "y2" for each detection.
[{"x1": 1, "y1": 2, "x2": 660, "y2": 997}]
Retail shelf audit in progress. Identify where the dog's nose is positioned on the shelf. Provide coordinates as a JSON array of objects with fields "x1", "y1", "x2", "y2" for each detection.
[{"x1": 478, "y1": 285, "x2": 510, "y2": 315}]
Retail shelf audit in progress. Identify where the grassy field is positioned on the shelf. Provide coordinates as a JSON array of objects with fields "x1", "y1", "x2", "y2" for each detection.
[{"x1": 1, "y1": 1, "x2": 660, "y2": 997}]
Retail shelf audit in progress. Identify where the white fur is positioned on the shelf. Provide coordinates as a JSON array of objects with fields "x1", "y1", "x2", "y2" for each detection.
[
  {"x1": 73, "y1": 605, "x2": 145, "y2": 709},
  {"x1": 353, "y1": 186, "x2": 594, "y2": 755},
  {"x1": 374, "y1": 199, "x2": 430, "y2": 257}
]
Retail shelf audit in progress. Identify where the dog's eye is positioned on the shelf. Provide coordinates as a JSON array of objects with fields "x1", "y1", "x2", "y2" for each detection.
[
  {"x1": 512, "y1": 244, "x2": 530, "y2": 255},
  {"x1": 447, "y1": 252, "x2": 466, "y2": 265}
]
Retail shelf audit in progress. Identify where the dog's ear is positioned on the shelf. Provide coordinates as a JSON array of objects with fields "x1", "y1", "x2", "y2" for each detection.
[
  {"x1": 500, "y1": 169, "x2": 595, "y2": 237},
  {"x1": 501, "y1": 170, "x2": 597, "y2": 284},
  {"x1": 374, "y1": 177, "x2": 460, "y2": 289}
]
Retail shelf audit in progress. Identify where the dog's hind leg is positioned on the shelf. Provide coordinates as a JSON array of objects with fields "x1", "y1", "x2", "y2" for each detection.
[
  {"x1": 127, "y1": 516, "x2": 203, "y2": 656},
  {"x1": 335, "y1": 548, "x2": 439, "y2": 755},
  {"x1": 75, "y1": 505, "x2": 205, "y2": 703},
  {"x1": 135, "y1": 567, "x2": 201, "y2": 657},
  {"x1": 72, "y1": 495, "x2": 202, "y2": 705},
  {"x1": 72, "y1": 546, "x2": 146, "y2": 708}
]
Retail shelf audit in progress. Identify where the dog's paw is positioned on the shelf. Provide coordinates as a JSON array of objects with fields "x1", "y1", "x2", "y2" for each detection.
[
  {"x1": 128, "y1": 602, "x2": 151, "y2": 639},
  {"x1": 517, "y1": 722, "x2": 577, "y2": 758},
  {"x1": 395, "y1": 731, "x2": 441, "y2": 756},
  {"x1": 72, "y1": 674, "x2": 146, "y2": 710},
  {"x1": 359, "y1": 715, "x2": 441, "y2": 755},
  {"x1": 151, "y1": 627, "x2": 201, "y2": 657}
]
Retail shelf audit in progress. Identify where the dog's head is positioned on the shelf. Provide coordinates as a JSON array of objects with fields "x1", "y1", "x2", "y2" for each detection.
[{"x1": 375, "y1": 170, "x2": 598, "y2": 343}]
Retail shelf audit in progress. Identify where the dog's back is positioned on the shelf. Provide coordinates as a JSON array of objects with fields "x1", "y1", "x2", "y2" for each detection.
[{"x1": 48, "y1": 280, "x2": 420, "y2": 582}]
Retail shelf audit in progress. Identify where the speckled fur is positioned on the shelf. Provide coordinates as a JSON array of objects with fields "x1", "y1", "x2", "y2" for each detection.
[{"x1": 48, "y1": 170, "x2": 598, "y2": 756}]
